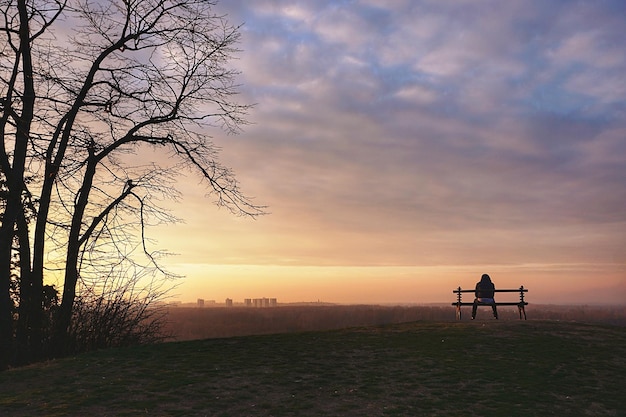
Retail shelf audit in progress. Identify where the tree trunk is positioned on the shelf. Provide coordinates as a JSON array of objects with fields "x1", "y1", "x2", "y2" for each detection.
[
  {"x1": 53, "y1": 157, "x2": 97, "y2": 355},
  {"x1": 0, "y1": 225, "x2": 14, "y2": 368},
  {"x1": 0, "y1": 0, "x2": 36, "y2": 369},
  {"x1": 15, "y1": 209, "x2": 38, "y2": 364}
]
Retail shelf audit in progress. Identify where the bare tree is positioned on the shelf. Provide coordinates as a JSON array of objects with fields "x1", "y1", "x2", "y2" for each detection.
[{"x1": 0, "y1": 0, "x2": 263, "y2": 367}]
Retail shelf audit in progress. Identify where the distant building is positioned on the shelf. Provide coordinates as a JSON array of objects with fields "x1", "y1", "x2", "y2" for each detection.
[
  {"x1": 225, "y1": 298, "x2": 233, "y2": 307},
  {"x1": 244, "y1": 298, "x2": 252, "y2": 307},
  {"x1": 250, "y1": 297, "x2": 277, "y2": 307},
  {"x1": 197, "y1": 298, "x2": 205, "y2": 307}
]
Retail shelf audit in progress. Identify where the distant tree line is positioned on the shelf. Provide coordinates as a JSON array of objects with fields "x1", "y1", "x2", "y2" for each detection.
[{"x1": 164, "y1": 304, "x2": 626, "y2": 341}]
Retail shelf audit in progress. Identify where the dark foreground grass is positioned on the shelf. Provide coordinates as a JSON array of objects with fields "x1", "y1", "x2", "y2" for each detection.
[{"x1": 1, "y1": 320, "x2": 625, "y2": 416}]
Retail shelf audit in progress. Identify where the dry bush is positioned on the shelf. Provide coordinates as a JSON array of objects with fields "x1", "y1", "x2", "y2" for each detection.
[
  {"x1": 66, "y1": 296, "x2": 168, "y2": 354},
  {"x1": 62, "y1": 275, "x2": 171, "y2": 355}
]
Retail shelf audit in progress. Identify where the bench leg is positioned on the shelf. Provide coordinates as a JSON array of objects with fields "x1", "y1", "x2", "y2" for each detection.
[
  {"x1": 455, "y1": 304, "x2": 461, "y2": 320},
  {"x1": 518, "y1": 305, "x2": 527, "y2": 320}
]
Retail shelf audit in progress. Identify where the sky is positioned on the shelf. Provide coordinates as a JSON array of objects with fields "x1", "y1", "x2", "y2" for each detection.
[{"x1": 156, "y1": 0, "x2": 625, "y2": 305}]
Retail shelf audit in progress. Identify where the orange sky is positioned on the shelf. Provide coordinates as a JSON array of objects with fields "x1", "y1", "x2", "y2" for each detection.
[
  {"x1": 164, "y1": 262, "x2": 625, "y2": 305},
  {"x1": 149, "y1": 1, "x2": 626, "y2": 305},
  {"x1": 156, "y1": 175, "x2": 625, "y2": 305}
]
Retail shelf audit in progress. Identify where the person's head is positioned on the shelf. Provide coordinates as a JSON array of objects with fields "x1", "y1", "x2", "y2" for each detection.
[{"x1": 480, "y1": 273, "x2": 491, "y2": 283}]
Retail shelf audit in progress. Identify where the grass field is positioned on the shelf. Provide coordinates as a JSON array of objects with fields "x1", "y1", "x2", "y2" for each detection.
[{"x1": 1, "y1": 320, "x2": 625, "y2": 416}]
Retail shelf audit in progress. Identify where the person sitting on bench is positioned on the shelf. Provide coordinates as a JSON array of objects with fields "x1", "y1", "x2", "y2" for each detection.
[{"x1": 472, "y1": 274, "x2": 498, "y2": 319}]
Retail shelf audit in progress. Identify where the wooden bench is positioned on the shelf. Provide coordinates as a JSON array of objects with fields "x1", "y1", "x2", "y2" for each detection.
[{"x1": 452, "y1": 286, "x2": 528, "y2": 320}]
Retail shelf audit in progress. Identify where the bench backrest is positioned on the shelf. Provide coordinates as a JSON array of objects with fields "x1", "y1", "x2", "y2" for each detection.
[{"x1": 452, "y1": 286, "x2": 528, "y2": 303}]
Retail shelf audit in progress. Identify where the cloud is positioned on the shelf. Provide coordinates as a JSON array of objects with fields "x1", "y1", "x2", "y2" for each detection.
[{"x1": 185, "y1": 0, "x2": 626, "y2": 274}]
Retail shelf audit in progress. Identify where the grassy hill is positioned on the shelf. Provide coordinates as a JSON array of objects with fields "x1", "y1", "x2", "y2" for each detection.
[{"x1": 1, "y1": 320, "x2": 625, "y2": 416}]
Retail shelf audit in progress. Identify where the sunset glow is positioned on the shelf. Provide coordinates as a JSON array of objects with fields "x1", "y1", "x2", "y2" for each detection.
[{"x1": 153, "y1": 1, "x2": 625, "y2": 305}]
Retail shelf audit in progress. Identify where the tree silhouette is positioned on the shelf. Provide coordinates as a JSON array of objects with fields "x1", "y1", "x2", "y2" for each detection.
[{"x1": 0, "y1": 0, "x2": 263, "y2": 367}]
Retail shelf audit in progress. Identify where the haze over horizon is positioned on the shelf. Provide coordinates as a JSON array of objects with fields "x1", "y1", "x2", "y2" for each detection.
[{"x1": 153, "y1": 0, "x2": 624, "y2": 305}]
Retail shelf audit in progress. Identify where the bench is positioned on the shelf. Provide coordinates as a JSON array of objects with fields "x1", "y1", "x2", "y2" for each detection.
[{"x1": 452, "y1": 286, "x2": 528, "y2": 320}]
